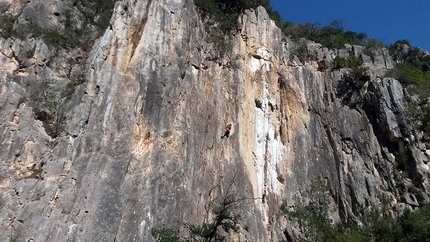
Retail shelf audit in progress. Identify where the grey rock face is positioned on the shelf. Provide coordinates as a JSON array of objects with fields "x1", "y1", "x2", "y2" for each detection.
[
  {"x1": 365, "y1": 78, "x2": 409, "y2": 143},
  {"x1": 0, "y1": 1, "x2": 429, "y2": 241}
]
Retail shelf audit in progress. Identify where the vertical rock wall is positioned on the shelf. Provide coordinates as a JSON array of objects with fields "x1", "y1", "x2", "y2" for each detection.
[{"x1": 0, "y1": 0, "x2": 429, "y2": 241}]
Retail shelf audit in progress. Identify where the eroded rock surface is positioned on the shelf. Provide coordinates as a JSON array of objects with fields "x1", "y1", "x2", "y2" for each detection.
[{"x1": 0, "y1": 0, "x2": 429, "y2": 241}]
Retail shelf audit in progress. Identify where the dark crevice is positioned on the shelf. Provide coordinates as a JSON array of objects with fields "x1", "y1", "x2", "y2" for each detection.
[
  {"x1": 335, "y1": 75, "x2": 363, "y2": 109},
  {"x1": 284, "y1": 228, "x2": 294, "y2": 242},
  {"x1": 255, "y1": 99, "x2": 262, "y2": 109}
]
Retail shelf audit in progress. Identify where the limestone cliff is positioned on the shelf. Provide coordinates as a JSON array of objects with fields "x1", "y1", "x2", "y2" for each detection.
[{"x1": 1, "y1": 0, "x2": 429, "y2": 241}]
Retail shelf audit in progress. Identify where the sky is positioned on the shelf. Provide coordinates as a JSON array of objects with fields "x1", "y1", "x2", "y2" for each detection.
[{"x1": 270, "y1": 0, "x2": 430, "y2": 51}]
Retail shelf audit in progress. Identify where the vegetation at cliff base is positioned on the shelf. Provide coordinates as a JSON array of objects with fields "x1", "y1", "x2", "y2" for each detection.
[
  {"x1": 285, "y1": 179, "x2": 430, "y2": 241},
  {"x1": 291, "y1": 203, "x2": 430, "y2": 242},
  {"x1": 151, "y1": 171, "x2": 248, "y2": 241}
]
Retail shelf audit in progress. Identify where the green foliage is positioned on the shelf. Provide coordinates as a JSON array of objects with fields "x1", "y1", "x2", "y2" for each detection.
[
  {"x1": 333, "y1": 56, "x2": 347, "y2": 69},
  {"x1": 151, "y1": 227, "x2": 181, "y2": 242},
  {"x1": 64, "y1": 0, "x2": 115, "y2": 48},
  {"x1": 333, "y1": 55, "x2": 369, "y2": 88},
  {"x1": 286, "y1": 178, "x2": 430, "y2": 242},
  {"x1": 330, "y1": 222, "x2": 370, "y2": 242},
  {"x1": 193, "y1": 0, "x2": 236, "y2": 56},
  {"x1": 345, "y1": 55, "x2": 369, "y2": 87},
  {"x1": 279, "y1": 200, "x2": 289, "y2": 215},
  {"x1": 187, "y1": 180, "x2": 242, "y2": 241},
  {"x1": 350, "y1": 70, "x2": 370, "y2": 88},
  {"x1": 75, "y1": 0, "x2": 116, "y2": 30},
  {"x1": 388, "y1": 40, "x2": 430, "y2": 74},
  {"x1": 192, "y1": 1, "x2": 382, "y2": 55},
  {"x1": 308, "y1": 177, "x2": 332, "y2": 214},
  {"x1": 188, "y1": 205, "x2": 240, "y2": 240},
  {"x1": 288, "y1": 178, "x2": 333, "y2": 241},
  {"x1": 194, "y1": 0, "x2": 275, "y2": 56},
  {"x1": 346, "y1": 54, "x2": 364, "y2": 67},
  {"x1": 34, "y1": 188, "x2": 46, "y2": 200},
  {"x1": 422, "y1": 104, "x2": 430, "y2": 134},
  {"x1": 385, "y1": 41, "x2": 430, "y2": 137},
  {"x1": 408, "y1": 102, "x2": 430, "y2": 136},
  {"x1": 3, "y1": 1, "x2": 115, "y2": 50},
  {"x1": 18, "y1": 23, "x2": 81, "y2": 48},
  {"x1": 0, "y1": 15, "x2": 17, "y2": 38},
  {"x1": 393, "y1": 148, "x2": 413, "y2": 175},
  {"x1": 317, "y1": 60, "x2": 328, "y2": 71},
  {"x1": 360, "y1": 200, "x2": 430, "y2": 242},
  {"x1": 26, "y1": 74, "x2": 86, "y2": 137},
  {"x1": 29, "y1": 79, "x2": 64, "y2": 137},
  {"x1": 364, "y1": 37, "x2": 384, "y2": 55},
  {"x1": 389, "y1": 40, "x2": 413, "y2": 64},
  {"x1": 290, "y1": 203, "x2": 332, "y2": 241},
  {"x1": 398, "y1": 205, "x2": 430, "y2": 241},
  {"x1": 291, "y1": 39, "x2": 310, "y2": 62},
  {"x1": 12, "y1": 21, "x2": 79, "y2": 49},
  {"x1": 333, "y1": 54, "x2": 357, "y2": 68},
  {"x1": 385, "y1": 63, "x2": 430, "y2": 85},
  {"x1": 152, "y1": 172, "x2": 246, "y2": 241},
  {"x1": 43, "y1": 27, "x2": 73, "y2": 47},
  {"x1": 275, "y1": 18, "x2": 385, "y2": 51},
  {"x1": 212, "y1": 34, "x2": 233, "y2": 57},
  {"x1": 62, "y1": 72, "x2": 86, "y2": 98},
  {"x1": 194, "y1": 0, "x2": 272, "y2": 33},
  {"x1": 280, "y1": 19, "x2": 370, "y2": 49}
]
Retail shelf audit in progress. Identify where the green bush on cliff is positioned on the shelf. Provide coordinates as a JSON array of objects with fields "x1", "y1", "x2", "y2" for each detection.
[
  {"x1": 385, "y1": 62, "x2": 430, "y2": 85},
  {"x1": 62, "y1": 72, "x2": 86, "y2": 98},
  {"x1": 28, "y1": 79, "x2": 66, "y2": 138},
  {"x1": 386, "y1": 40, "x2": 430, "y2": 85},
  {"x1": 192, "y1": 1, "x2": 386, "y2": 54},
  {"x1": 385, "y1": 40, "x2": 430, "y2": 137},
  {"x1": 333, "y1": 55, "x2": 369, "y2": 88},
  {"x1": 364, "y1": 37, "x2": 384, "y2": 55},
  {"x1": 291, "y1": 39, "x2": 311, "y2": 62},
  {"x1": 385, "y1": 40, "x2": 430, "y2": 87},
  {"x1": 332, "y1": 56, "x2": 348, "y2": 69},
  {"x1": 194, "y1": 0, "x2": 275, "y2": 56},
  {"x1": 0, "y1": 15, "x2": 17, "y2": 38},
  {"x1": 74, "y1": 0, "x2": 116, "y2": 30},
  {"x1": 280, "y1": 19, "x2": 379, "y2": 49},
  {"x1": 151, "y1": 171, "x2": 247, "y2": 241},
  {"x1": 12, "y1": 22, "x2": 79, "y2": 49},
  {"x1": 151, "y1": 227, "x2": 181, "y2": 242},
  {"x1": 3, "y1": 0, "x2": 115, "y2": 50},
  {"x1": 194, "y1": 0, "x2": 280, "y2": 33},
  {"x1": 288, "y1": 178, "x2": 333, "y2": 241}
]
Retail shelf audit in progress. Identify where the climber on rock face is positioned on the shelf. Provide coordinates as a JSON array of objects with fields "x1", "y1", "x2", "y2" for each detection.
[{"x1": 221, "y1": 124, "x2": 232, "y2": 139}]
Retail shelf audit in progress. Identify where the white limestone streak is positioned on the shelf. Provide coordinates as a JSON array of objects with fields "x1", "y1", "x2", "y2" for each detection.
[{"x1": 253, "y1": 80, "x2": 283, "y2": 222}]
